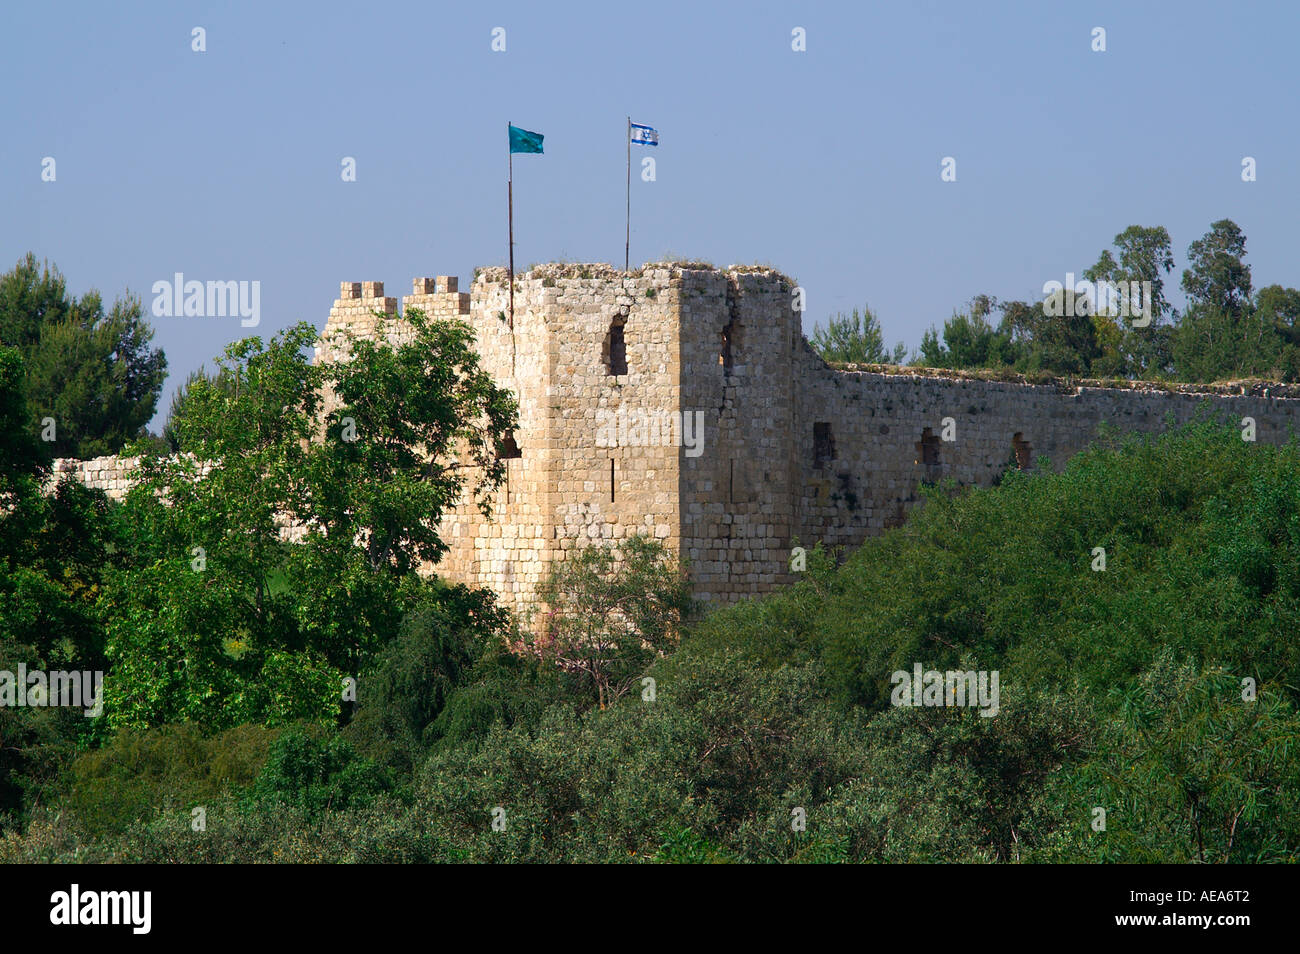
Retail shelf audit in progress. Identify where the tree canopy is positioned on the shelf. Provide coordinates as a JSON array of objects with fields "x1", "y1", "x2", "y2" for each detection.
[
  {"x1": 810, "y1": 305, "x2": 907, "y2": 364},
  {"x1": 907, "y1": 220, "x2": 1300, "y2": 384},
  {"x1": 0, "y1": 254, "x2": 166, "y2": 459},
  {"x1": 102, "y1": 310, "x2": 518, "y2": 728}
]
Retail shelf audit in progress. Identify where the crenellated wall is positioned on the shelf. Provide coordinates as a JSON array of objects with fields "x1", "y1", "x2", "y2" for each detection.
[{"x1": 50, "y1": 263, "x2": 1300, "y2": 626}]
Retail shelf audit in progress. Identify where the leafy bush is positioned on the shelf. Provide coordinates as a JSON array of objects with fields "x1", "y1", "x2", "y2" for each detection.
[
  {"x1": 62, "y1": 723, "x2": 277, "y2": 837},
  {"x1": 528, "y1": 535, "x2": 694, "y2": 709},
  {"x1": 9, "y1": 420, "x2": 1300, "y2": 862},
  {"x1": 344, "y1": 581, "x2": 519, "y2": 771},
  {"x1": 245, "y1": 728, "x2": 390, "y2": 818}
]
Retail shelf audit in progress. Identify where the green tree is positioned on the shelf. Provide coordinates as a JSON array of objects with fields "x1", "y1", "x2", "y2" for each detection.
[
  {"x1": 344, "y1": 582, "x2": 515, "y2": 773},
  {"x1": 1182, "y1": 219, "x2": 1252, "y2": 318},
  {"x1": 530, "y1": 535, "x2": 694, "y2": 709},
  {"x1": 997, "y1": 296, "x2": 1101, "y2": 376},
  {"x1": 1, "y1": 348, "x2": 117, "y2": 661},
  {"x1": 162, "y1": 366, "x2": 233, "y2": 452},
  {"x1": 1172, "y1": 220, "x2": 1269, "y2": 381},
  {"x1": 1084, "y1": 225, "x2": 1176, "y2": 377},
  {"x1": 1254, "y1": 284, "x2": 1300, "y2": 380},
  {"x1": 810, "y1": 306, "x2": 906, "y2": 364},
  {"x1": 102, "y1": 308, "x2": 518, "y2": 728},
  {"x1": 1070, "y1": 660, "x2": 1300, "y2": 863},
  {"x1": 1086, "y1": 226, "x2": 1177, "y2": 322},
  {"x1": 0, "y1": 347, "x2": 42, "y2": 495},
  {"x1": 245, "y1": 728, "x2": 390, "y2": 819},
  {"x1": 0, "y1": 347, "x2": 118, "y2": 829},
  {"x1": 0, "y1": 254, "x2": 166, "y2": 458},
  {"x1": 918, "y1": 296, "x2": 1016, "y2": 369}
]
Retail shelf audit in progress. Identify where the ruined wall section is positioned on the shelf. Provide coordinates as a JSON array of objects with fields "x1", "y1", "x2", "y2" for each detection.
[
  {"x1": 793, "y1": 352, "x2": 1300, "y2": 555},
  {"x1": 678, "y1": 268, "x2": 800, "y2": 607},
  {"x1": 538, "y1": 266, "x2": 681, "y2": 561},
  {"x1": 47, "y1": 455, "x2": 140, "y2": 502},
  {"x1": 794, "y1": 342, "x2": 916, "y2": 548},
  {"x1": 526, "y1": 270, "x2": 678, "y2": 609}
]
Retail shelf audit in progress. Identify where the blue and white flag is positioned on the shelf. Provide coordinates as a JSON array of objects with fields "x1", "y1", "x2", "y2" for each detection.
[{"x1": 630, "y1": 122, "x2": 659, "y2": 146}]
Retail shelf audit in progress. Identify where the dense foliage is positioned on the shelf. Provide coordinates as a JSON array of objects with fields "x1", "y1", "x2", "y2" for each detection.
[
  {"x1": 812, "y1": 220, "x2": 1300, "y2": 385},
  {"x1": 4, "y1": 410, "x2": 1297, "y2": 862},
  {"x1": 809, "y1": 305, "x2": 907, "y2": 365},
  {"x1": 102, "y1": 311, "x2": 516, "y2": 729}
]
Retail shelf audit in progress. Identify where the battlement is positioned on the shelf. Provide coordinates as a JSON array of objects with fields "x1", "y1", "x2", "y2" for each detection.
[
  {"x1": 405, "y1": 275, "x2": 471, "y2": 321},
  {"x1": 318, "y1": 275, "x2": 463, "y2": 364}
]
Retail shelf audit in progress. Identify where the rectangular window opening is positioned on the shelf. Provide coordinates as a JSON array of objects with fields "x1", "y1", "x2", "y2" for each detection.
[{"x1": 813, "y1": 422, "x2": 835, "y2": 467}]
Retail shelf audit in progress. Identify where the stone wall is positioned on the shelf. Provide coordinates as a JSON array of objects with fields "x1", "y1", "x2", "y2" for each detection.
[
  {"x1": 793, "y1": 356, "x2": 1300, "y2": 555},
  {"x1": 677, "y1": 268, "x2": 798, "y2": 605},
  {"x1": 48, "y1": 263, "x2": 1300, "y2": 626},
  {"x1": 47, "y1": 455, "x2": 140, "y2": 502}
]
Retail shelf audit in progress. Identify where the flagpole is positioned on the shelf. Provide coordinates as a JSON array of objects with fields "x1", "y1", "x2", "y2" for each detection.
[
  {"x1": 625, "y1": 116, "x2": 631, "y2": 274},
  {"x1": 508, "y1": 121, "x2": 514, "y2": 331}
]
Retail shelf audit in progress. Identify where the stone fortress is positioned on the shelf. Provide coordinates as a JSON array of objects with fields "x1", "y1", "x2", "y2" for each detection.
[{"x1": 55, "y1": 262, "x2": 1300, "y2": 623}]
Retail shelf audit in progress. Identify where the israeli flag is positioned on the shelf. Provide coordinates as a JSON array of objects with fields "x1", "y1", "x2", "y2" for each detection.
[{"x1": 630, "y1": 122, "x2": 659, "y2": 146}]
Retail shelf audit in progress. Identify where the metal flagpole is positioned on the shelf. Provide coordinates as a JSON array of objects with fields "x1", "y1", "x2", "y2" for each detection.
[
  {"x1": 508, "y1": 121, "x2": 514, "y2": 331},
  {"x1": 625, "y1": 116, "x2": 631, "y2": 273}
]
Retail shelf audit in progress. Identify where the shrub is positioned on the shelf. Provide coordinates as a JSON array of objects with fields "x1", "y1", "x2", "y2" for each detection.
[
  {"x1": 244, "y1": 728, "x2": 390, "y2": 818},
  {"x1": 62, "y1": 723, "x2": 277, "y2": 837}
]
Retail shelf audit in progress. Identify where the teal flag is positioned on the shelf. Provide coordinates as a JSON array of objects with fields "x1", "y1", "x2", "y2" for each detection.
[{"x1": 509, "y1": 124, "x2": 544, "y2": 154}]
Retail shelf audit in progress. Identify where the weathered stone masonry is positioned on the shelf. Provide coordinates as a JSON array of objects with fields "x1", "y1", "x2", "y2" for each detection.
[
  {"x1": 52, "y1": 263, "x2": 1300, "y2": 624},
  {"x1": 48, "y1": 456, "x2": 140, "y2": 500}
]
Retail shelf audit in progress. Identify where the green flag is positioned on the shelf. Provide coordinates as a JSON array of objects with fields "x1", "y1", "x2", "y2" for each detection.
[{"x1": 509, "y1": 124, "x2": 544, "y2": 154}]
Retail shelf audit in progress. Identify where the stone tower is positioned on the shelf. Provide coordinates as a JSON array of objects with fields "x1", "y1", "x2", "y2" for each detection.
[{"x1": 317, "y1": 262, "x2": 810, "y2": 623}]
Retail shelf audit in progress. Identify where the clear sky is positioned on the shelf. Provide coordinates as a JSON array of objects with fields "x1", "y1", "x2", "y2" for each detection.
[{"x1": 4, "y1": 0, "x2": 1298, "y2": 428}]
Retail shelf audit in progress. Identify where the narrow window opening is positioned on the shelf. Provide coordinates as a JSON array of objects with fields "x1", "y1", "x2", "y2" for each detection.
[
  {"x1": 719, "y1": 318, "x2": 743, "y2": 372},
  {"x1": 609, "y1": 457, "x2": 615, "y2": 502},
  {"x1": 729, "y1": 459, "x2": 735, "y2": 503},
  {"x1": 813, "y1": 422, "x2": 835, "y2": 467},
  {"x1": 1012, "y1": 432, "x2": 1033, "y2": 470},
  {"x1": 604, "y1": 319, "x2": 628, "y2": 375},
  {"x1": 916, "y1": 428, "x2": 941, "y2": 482}
]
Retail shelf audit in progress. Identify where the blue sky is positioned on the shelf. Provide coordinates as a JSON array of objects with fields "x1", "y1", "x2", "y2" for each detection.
[{"x1": 4, "y1": 0, "x2": 1298, "y2": 427}]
